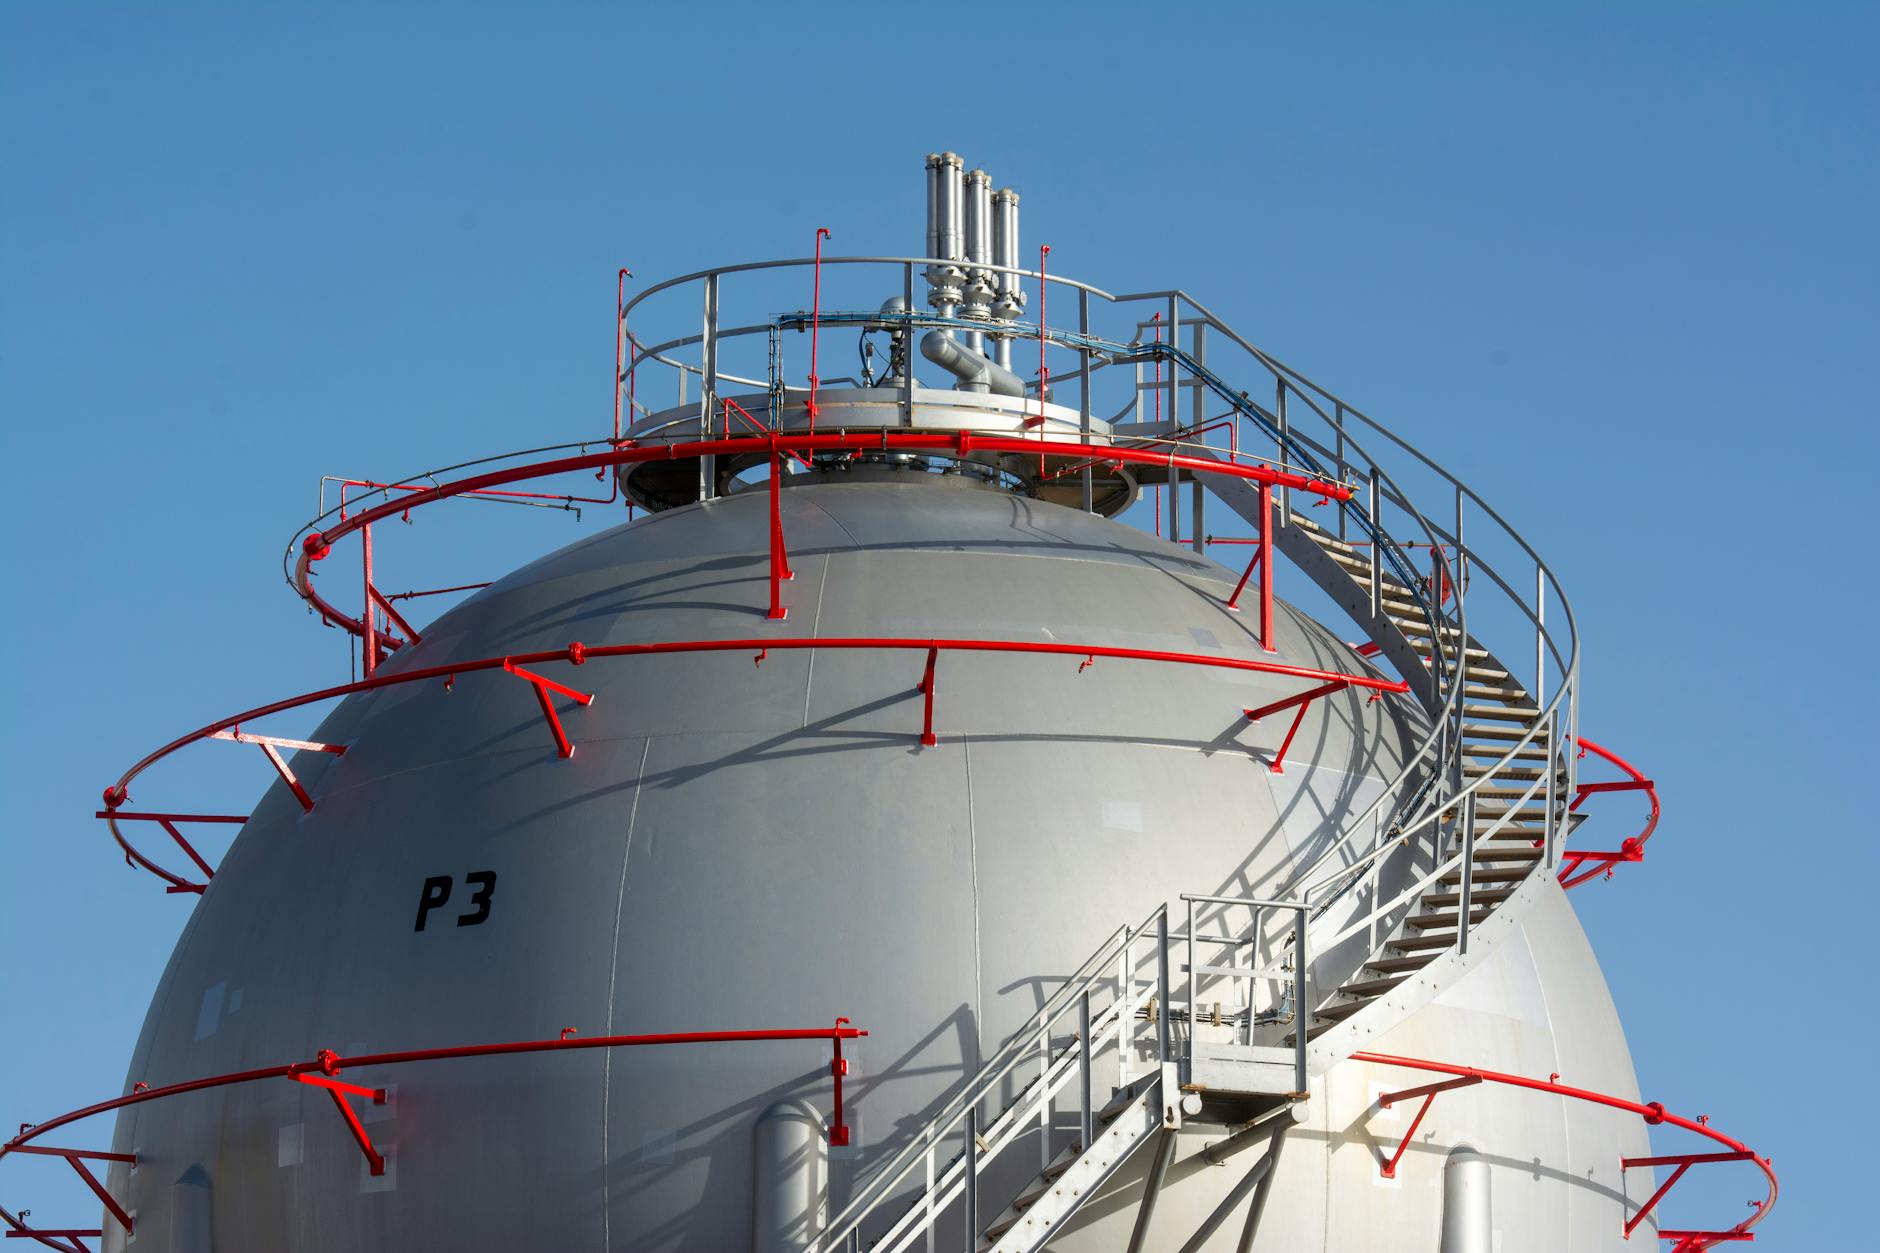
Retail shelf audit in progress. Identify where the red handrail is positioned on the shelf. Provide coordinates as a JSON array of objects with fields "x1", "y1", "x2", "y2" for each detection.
[
  {"x1": 1559, "y1": 736, "x2": 1659, "y2": 888},
  {"x1": 292, "y1": 430, "x2": 1352, "y2": 644},
  {"x1": 2, "y1": 1023, "x2": 865, "y2": 1252},
  {"x1": 1353, "y1": 1051, "x2": 1774, "y2": 1251}
]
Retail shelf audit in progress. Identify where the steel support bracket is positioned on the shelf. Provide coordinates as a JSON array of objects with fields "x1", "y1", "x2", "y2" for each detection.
[
  {"x1": 295, "y1": 1072, "x2": 388, "y2": 1176},
  {"x1": 501, "y1": 660, "x2": 596, "y2": 758}
]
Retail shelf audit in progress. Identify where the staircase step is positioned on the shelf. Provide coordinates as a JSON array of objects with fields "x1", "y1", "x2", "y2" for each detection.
[
  {"x1": 1338, "y1": 974, "x2": 1410, "y2": 998},
  {"x1": 1365, "y1": 952, "x2": 1440, "y2": 975},
  {"x1": 1464, "y1": 682, "x2": 1532, "y2": 702},
  {"x1": 1470, "y1": 846, "x2": 1545, "y2": 863},
  {"x1": 1314, "y1": 997, "x2": 1373, "y2": 1022},
  {"x1": 1463, "y1": 763, "x2": 1562, "y2": 781},
  {"x1": 1405, "y1": 907, "x2": 1496, "y2": 931},
  {"x1": 1463, "y1": 703, "x2": 1542, "y2": 723},
  {"x1": 1461, "y1": 723, "x2": 1546, "y2": 742},
  {"x1": 1473, "y1": 785, "x2": 1550, "y2": 801},
  {"x1": 1392, "y1": 616, "x2": 1465, "y2": 639},
  {"x1": 1462, "y1": 742, "x2": 1551, "y2": 761},
  {"x1": 1389, "y1": 932, "x2": 1471, "y2": 952},
  {"x1": 1421, "y1": 888, "x2": 1514, "y2": 909},
  {"x1": 1442, "y1": 865, "x2": 1532, "y2": 885}
]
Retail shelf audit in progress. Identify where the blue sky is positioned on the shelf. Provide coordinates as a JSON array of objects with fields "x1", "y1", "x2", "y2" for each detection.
[{"x1": 2, "y1": 2, "x2": 1872, "y2": 1245}]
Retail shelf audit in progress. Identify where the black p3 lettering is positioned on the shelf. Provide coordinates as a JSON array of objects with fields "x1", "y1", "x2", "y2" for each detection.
[
  {"x1": 457, "y1": 870, "x2": 496, "y2": 927},
  {"x1": 413, "y1": 871, "x2": 498, "y2": 932},
  {"x1": 414, "y1": 875, "x2": 453, "y2": 932}
]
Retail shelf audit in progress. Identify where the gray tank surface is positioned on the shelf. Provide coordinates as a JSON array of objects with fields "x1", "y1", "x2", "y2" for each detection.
[
  {"x1": 92, "y1": 468, "x2": 1657, "y2": 1251},
  {"x1": 96, "y1": 472, "x2": 1433, "y2": 1248}
]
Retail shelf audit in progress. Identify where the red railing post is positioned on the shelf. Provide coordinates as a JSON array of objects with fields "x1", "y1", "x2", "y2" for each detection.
[
  {"x1": 918, "y1": 646, "x2": 939, "y2": 747},
  {"x1": 1258, "y1": 479, "x2": 1276, "y2": 652},
  {"x1": 361, "y1": 521, "x2": 377, "y2": 677},
  {"x1": 827, "y1": 1017, "x2": 853, "y2": 1147},
  {"x1": 768, "y1": 448, "x2": 792, "y2": 621}
]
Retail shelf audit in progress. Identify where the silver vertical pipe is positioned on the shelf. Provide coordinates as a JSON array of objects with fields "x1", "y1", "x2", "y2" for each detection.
[
  {"x1": 1335, "y1": 405, "x2": 1349, "y2": 544},
  {"x1": 962, "y1": 168, "x2": 992, "y2": 356},
  {"x1": 1275, "y1": 380, "x2": 1290, "y2": 524},
  {"x1": 992, "y1": 188, "x2": 1021, "y2": 369},
  {"x1": 1543, "y1": 708, "x2": 1558, "y2": 871},
  {"x1": 902, "y1": 263, "x2": 916, "y2": 425}
]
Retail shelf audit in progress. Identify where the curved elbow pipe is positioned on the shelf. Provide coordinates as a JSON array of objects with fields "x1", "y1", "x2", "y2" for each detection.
[{"x1": 919, "y1": 331, "x2": 1026, "y2": 398}]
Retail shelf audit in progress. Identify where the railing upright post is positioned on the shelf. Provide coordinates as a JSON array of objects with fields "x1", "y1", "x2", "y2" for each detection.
[
  {"x1": 1335, "y1": 404, "x2": 1348, "y2": 544},
  {"x1": 1191, "y1": 322, "x2": 1206, "y2": 554},
  {"x1": 1292, "y1": 905, "x2": 1309, "y2": 1093},
  {"x1": 1535, "y1": 563, "x2": 1546, "y2": 708},
  {"x1": 1458, "y1": 791, "x2": 1476, "y2": 957},
  {"x1": 360, "y1": 520, "x2": 376, "y2": 678},
  {"x1": 1156, "y1": 908, "x2": 1172, "y2": 1065},
  {"x1": 1275, "y1": 379, "x2": 1290, "y2": 524},
  {"x1": 902, "y1": 263, "x2": 917, "y2": 427},
  {"x1": 1080, "y1": 288, "x2": 1094, "y2": 513},
  {"x1": 699, "y1": 273, "x2": 719, "y2": 502},
  {"x1": 1543, "y1": 707, "x2": 1559, "y2": 871},
  {"x1": 1166, "y1": 299, "x2": 1181, "y2": 541},
  {"x1": 1039, "y1": 1008, "x2": 1051, "y2": 1172},
  {"x1": 1185, "y1": 897, "x2": 1198, "y2": 1062},
  {"x1": 1367, "y1": 468, "x2": 1382, "y2": 623},
  {"x1": 1118, "y1": 932, "x2": 1134, "y2": 1086},
  {"x1": 1079, "y1": 990, "x2": 1094, "y2": 1149},
  {"x1": 962, "y1": 1107, "x2": 978, "y2": 1252}
]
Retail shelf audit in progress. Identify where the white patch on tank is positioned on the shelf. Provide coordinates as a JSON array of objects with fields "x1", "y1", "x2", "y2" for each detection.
[
  {"x1": 361, "y1": 1144, "x2": 396, "y2": 1193},
  {"x1": 277, "y1": 1123, "x2": 304, "y2": 1167},
  {"x1": 1429, "y1": 930, "x2": 1547, "y2": 1030},
  {"x1": 225, "y1": 987, "x2": 243, "y2": 1014},
  {"x1": 1101, "y1": 800, "x2": 1142, "y2": 832},
  {"x1": 1189, "y1": 627, "x2": 1221, "y2": 649},
  {"x1": 192, "y1": 982, "x2": 225, "y2": 1041}
]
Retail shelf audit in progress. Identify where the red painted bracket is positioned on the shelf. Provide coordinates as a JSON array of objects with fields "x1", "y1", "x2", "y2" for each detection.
[
  {"x1": 294, "y1": 1073, "x2": 388, "y2": 1176},
  {"x1": 827, "y1": 1017, "x2": 854, "y2": 1147},
  {"x1": 10, "y1": 1146, "x2": 136, "y2": 1237},
  {"x1": 1375, "y1": 1074, "x2": 1481, "y2": 1177},
  {"x1": 767, "y1": 447, "x2": 794, "y2": 621},
  {"x1": 211, "y1": 728, "x2": 346, "y2": 814},
  {"x1": 93, "y1": 810, "x2": 246, "y2": 895},
  {"x1": 5, "y1": 1230, "x2": 100, "y2": 1253},
  {"x1": 1245, "y1": 679, "x2": 1351, "y2": 774},
  {"x1": 368, "y1": 585, "x2": 423, "y2": 647},
  {"x1": 916, "y1": 647, "x2": 939, "y2": 747},
  {"x1": 501, "y1": 659, "x2": 596, "y2": 758},
  {"x1": 1622, "y1": 1150, "x2": 1756, "y2": 1241}
]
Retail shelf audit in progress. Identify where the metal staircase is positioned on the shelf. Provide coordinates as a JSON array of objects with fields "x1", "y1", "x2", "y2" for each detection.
[{"x1": 803, "y1": 286, "x2": 1588, "y2": 1251}]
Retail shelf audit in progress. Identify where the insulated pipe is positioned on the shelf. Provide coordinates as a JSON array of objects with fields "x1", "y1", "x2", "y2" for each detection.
[
  {"x1": 753, "y1": 1100, "x2": 828, "y2": 1253},
  {"x1": 962, "y1": 169, "x2": 994, "y2": 354},
  {"x1": 923, "y1": 153, "x2": 965, "y2": 326},
  {"x1": 1440, "y1": 1146, "x2": 1491, "y2": 1253},
  {"x1": 919, "y1": 330, "x2": 1025, "y2": 397},
  {"x1": 991, "y1": 188, "x2": 1024, "y2": 368}
]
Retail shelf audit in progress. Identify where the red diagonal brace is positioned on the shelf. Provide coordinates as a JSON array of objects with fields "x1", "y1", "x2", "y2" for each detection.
[
  {"x1": 1622, "y1": 1150, "x2": 1756, "y2": 1240},
  {"x1": 368, "y1": 584, "x2": 423, "y2": 646},
  {"x1": 5, "y1": 1231, "x2": 99, "y2": 1251},
  {"x1": 295, "y1": 1073, "x2": 387, "y2": 1176},
  {"x1": 211, "y1": 728, "x2": 347, "y2": 813},
  {"x1": 917, "y1": 646, "x2": 939, "y2": 747},
  {"x1": 1225, "y1": 543, "x2": 1263, "y2": 613},
  {"x1": 501, "y1": 660, "x2": 595, "y2": 759},
  {"x1": 11, "y1": 1147, "x2": 136, "y2": 1236},
  {"x1": 1376, "y1": 1073, "x2": 1481, "y2": 1178},
  {"x1": 1245, "y1": 679, "x2": 1350, "y2": 774}
]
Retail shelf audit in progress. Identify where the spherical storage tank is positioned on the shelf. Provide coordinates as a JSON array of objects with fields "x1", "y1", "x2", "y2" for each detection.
[{"x1": 18, "y1": 156, "x2": 1774, "y2": 1253}]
